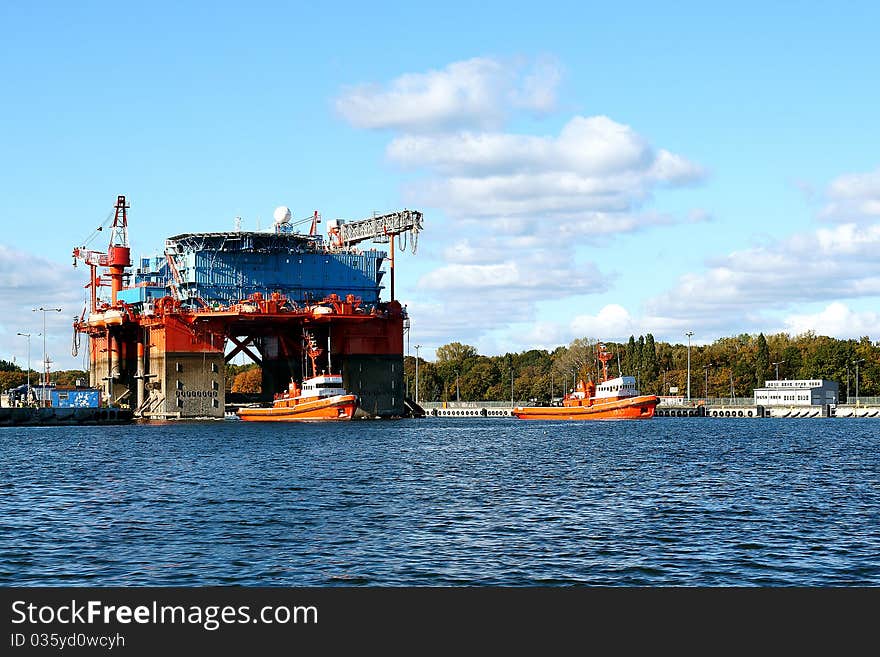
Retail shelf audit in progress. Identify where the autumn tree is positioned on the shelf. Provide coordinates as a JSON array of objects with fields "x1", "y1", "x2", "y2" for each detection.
[{"x1": 231, "y1": 367, "x2": 262, "y2": 393}]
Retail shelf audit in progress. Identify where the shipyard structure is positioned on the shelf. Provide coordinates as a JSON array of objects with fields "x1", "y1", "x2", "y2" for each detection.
[{"x1": 73, "y1": 197, "x2": 423, "y2": 419}]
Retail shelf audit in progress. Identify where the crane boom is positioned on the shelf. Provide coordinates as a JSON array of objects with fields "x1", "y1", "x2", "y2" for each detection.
[
  {"x1": 330, "y1": 210, "x2": 423, "y2": 248},
  {"x1": 326, "y1": 209, "x2": 423, "y2": 302}
]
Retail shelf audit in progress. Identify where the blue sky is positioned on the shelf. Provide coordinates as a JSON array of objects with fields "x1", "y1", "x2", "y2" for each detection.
[{"x1": 1, "y1": 1, "x2": 879, "y2": 370}]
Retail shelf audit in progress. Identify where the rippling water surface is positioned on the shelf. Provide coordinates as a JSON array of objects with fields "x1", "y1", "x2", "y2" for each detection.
[{"x1": 1, "y1": 418, "x2": 878, "y2": 586}]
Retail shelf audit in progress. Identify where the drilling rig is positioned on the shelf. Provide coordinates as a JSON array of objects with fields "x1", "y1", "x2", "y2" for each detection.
[{"x1": 72, "y1": 197, "x2": 424, "y2": 419}]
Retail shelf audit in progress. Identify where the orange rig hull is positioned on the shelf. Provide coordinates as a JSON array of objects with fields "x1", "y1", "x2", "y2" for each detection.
[
  {"x1": 512, "y1": 395, "x2": 659, "y2": 420},
  {"x1": 237, "y1": 394, "x2": 359, "y2": 422}
]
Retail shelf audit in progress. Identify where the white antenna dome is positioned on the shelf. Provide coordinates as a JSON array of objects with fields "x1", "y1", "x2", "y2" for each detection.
[{"x1": 273, "y1": 206, "x2": 292, "y2": 225}]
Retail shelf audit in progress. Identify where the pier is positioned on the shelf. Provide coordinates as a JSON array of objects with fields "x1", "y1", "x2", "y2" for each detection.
[{"x1": 417, "y1": 399, "x2": 880, "y2": 419}]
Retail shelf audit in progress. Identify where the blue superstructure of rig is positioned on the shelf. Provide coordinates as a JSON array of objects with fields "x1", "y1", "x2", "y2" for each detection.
[{"x1": 118, "y1": 220, "x2": 388, "y2": 310}]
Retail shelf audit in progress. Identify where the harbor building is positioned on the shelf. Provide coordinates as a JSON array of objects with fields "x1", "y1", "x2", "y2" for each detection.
[{"x1": 754, "y1": 379, "x2": 838, "y2": 407}]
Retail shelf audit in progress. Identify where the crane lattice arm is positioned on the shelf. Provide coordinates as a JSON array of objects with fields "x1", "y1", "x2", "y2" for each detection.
[
  {"x1": 329, "y1": 210, "x2": 423, "y2": 249},
  {"x1": 327, "y1": 209, "x2": 424, "y2": 302}
]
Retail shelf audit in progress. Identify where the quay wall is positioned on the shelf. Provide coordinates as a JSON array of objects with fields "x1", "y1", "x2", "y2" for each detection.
[{"x1": 417, "y1": 401, "x2": 880, "y2": 419}]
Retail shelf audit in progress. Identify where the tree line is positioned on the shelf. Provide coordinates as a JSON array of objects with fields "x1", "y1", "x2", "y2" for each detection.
[
  {"x1": 403, "y1": 332, "x2": 880, "y2": 404},
  {"x1": 0, "y1": 360, "x2": 88, "y2": 393},
  {"x1": 11, "y1": 330, "x2": 874, "y2": 403}
]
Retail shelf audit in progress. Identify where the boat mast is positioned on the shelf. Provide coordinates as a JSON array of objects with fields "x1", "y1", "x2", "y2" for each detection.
[{"x1": 597, "y1": 343, "x2": 613, "y2": 382}]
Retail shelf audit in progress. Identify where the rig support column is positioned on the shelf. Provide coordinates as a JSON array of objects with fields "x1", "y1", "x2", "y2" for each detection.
[
  {"x1": 109, "y1": 333, "x2": 119, "y2": 381},
  {"x1": 136, "y1": 339, "x2": 145, "y2": 411}
]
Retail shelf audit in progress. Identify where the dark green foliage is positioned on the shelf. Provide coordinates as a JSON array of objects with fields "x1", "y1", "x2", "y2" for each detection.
[{"x1": 756, "y1": 333, "x2": 770, "y2": 387}]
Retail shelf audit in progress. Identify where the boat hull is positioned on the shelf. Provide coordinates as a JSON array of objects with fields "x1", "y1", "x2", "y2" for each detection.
[
  {"x1": 513, "y1": 395, "x2": 659, "y2": 420},
  {"x1": 237, "y1": 394, "x2": 359, "y2": 422}
]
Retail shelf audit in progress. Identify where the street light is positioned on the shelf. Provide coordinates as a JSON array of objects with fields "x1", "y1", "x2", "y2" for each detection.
[
  {"x1": 414, "y1": 344, "x2": 421, "y2": 405},
  {"x1": 685, "y1": 331, "x2": 694, "y2": 401},
  {"x1": 772, "y1": 360, "x2": 785, "y2": 381},
  {"x1": 853, "y1": 358, "x2": 866, "y2": 406},
  {"x1": 16, "y1": 332, "x2": 36, "y2": 406},
  {"x1": 33, "y1": 307, "x2": 62, "y2": 407}
]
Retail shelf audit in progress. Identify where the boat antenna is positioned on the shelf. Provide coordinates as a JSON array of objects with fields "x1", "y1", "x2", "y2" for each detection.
[{"x1": 617, "y1": 351, "x2": 622, "y2": 378}]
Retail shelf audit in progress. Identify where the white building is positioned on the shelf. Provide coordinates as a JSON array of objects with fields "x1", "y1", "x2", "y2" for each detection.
[{"x1": 754, "y1": 379, "x2": 838, "y2": 407}]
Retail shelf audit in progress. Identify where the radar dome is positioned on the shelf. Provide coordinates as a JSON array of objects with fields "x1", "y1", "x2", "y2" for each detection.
[{"x1": 273, "y1": 206, "x2": 292, "y2": 225}]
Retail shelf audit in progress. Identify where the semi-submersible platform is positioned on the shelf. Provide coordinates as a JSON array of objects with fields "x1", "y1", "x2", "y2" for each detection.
[{"x1": 72, "y1": 196, "x2": 423, "y2": 419}]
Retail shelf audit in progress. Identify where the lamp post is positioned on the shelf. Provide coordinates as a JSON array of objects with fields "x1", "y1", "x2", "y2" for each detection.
[
  {"x1": 33, "y1": 307, "x2": 62, "y2": 407},
  {"x1": 772, "y1": 360, "x2": 785, "y2": 381},
  {"x1": 16, "y1": 332, "x2": 34, "y2": 405},
  {"x1": 854, "y1": 358, "x2": 865, "y2": 406},
  {"x1": 414, "y1": 344, "x2": 421, "y2": 405},
  {"x1": 685, "y1": 331, "x2": 694, "y2": 401}
]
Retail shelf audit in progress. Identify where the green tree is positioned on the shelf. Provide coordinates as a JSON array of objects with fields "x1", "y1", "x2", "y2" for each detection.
[
  {"x1": 435, "y1": 342, "x2": 478, "y2": 364},
  {"x1": 55, "y1": 370, "x2": 89, "y2": 386},
  {"x1": 756, "y1": 333, "x2": 769, "y2": 387},
  {"x1": 643, "y1": 334, "x2": 658, "y2": 393},
  {"x1": 552, "y1": 338, "x2": 598, "y2": 387},
  {"x1": 460, "y1": 357, "x2": 500, "y2": 401},
  {"x1": 626, "y1": 335, "x2": 636, "y2": 372}
]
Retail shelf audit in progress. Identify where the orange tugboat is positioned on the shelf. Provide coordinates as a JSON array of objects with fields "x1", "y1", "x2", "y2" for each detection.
[
  {"x1": 512, "y1": 342, "x2": 659, "y2": 420},
  {"x1": 237, "y1": 332, "x2": 359, "y2": 422},
  {"x1": 237, "y1": 373, "x2": 359, "y2": 422}
]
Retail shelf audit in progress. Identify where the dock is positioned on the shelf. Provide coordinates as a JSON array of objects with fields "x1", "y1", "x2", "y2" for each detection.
[{"x1": 417, "y1": 400, "x2": 880, "y2": 419}]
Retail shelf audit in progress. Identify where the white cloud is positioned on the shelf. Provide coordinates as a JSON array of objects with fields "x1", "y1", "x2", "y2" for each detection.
[
  {"x1": 388, "y1": 116, "x2": 703, "y2": 229},
  {"x1": 396, "y1": 114, "x2": 702, "y2": 347},
  {"x1": 819, "y1": 167, "x2": 880, "y2": 222},
  {"x1": 645, "y1": 222, "x2": 880, "y2": 325},
  {"x1": 569, "y1": 304, "x2": 636, "y2": 340},
  {"x1": 335, "y1": 56, "x2": 561, "y2": 131},
  {"x1": 390, "y1": 116, "x2": 704, "y2": 222},
  {"x1": 783, "y1": 302, "x2": 880, "y2": 338},
  {"x1": 0, "y1": 245, "x2": 84, "y2": 371},
  {"x1": 419, "y1": 254, "x2": 608, "y2": 295},
  {"x1": 337, "y1": 57, "x2": 705, "y2": 355}
]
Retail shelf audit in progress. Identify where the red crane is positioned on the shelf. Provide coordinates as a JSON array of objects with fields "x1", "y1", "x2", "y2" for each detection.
[{"x1": 73, "y1": 195, "x2": 131, "y2": 312}]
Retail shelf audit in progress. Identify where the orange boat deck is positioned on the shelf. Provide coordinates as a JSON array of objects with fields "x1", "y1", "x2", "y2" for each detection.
[
  {"x1": 237, "y1": 394, "x2": 359, "y2": 422},
  {"x1": 513, "y1": 395, "x2": 659, "y2": 420}
]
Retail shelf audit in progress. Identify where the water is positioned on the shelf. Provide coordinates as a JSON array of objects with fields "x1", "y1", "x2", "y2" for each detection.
[{"x1": 1, "y1": 418, "x2": 878, "y2": 586}]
